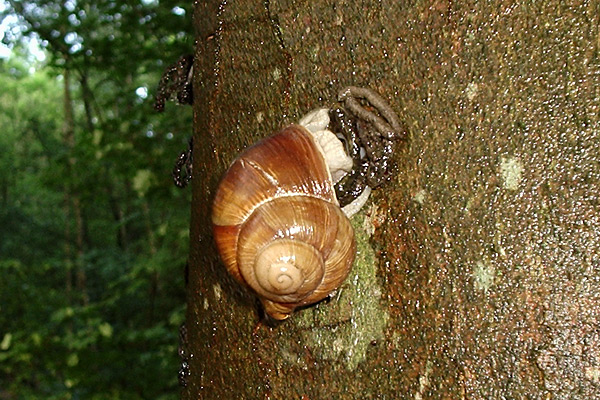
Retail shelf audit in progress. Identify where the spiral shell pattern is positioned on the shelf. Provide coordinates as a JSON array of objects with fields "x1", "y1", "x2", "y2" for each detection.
[
  {"x1": 212, "y1": 125, "x2": 356, "y2": 319},
  {"x1": 254, "y1": 239, "x2": 323, "y2": 298}
]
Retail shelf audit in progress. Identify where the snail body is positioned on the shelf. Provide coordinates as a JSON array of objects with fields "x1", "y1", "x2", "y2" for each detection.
[
  {"x1": 212, "y1": 118, "x2": 356, "y2": 320},
  {"x1": 212, "y1": 88, "x2": 401, "y2": 320}
]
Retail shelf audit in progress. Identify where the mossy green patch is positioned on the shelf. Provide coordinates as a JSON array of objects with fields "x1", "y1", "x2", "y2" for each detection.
[{"x1": 293, "y1": 212, "x2": 389, "y2": 370}]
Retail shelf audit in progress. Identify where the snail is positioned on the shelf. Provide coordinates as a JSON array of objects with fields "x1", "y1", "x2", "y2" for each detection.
[{"x1": 212, "y1": 87, "x2": 401, "y2": 320}]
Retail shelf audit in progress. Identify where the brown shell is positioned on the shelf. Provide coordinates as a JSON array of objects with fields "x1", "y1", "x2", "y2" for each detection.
[{"x1": 212, "y1": 125, "x2": 356, "y2": 319}]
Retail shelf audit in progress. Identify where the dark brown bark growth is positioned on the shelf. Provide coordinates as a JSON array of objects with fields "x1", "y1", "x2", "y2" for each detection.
[{"x1": 185, "y1": 1, "x2": 600, "y2": 398}]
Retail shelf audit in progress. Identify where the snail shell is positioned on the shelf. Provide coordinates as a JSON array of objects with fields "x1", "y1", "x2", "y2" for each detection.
[{"x1": 212, "y1": 121, "x2": 356, "y2": 320}]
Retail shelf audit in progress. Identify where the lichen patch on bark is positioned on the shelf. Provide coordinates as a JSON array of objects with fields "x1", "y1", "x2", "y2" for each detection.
[{"x1": 291, "y1": 212, "x2": 389, "y2": 370}]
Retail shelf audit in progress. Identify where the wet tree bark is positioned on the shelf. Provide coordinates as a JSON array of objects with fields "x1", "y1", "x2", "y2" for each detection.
[{"x1": 185, "y1": 1, "x2": 600, "y2": 399}]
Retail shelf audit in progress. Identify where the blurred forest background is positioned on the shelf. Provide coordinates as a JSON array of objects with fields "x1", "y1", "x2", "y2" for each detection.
[{"x1": 0, "y1": 0, "x2": 193, "y2": 398}]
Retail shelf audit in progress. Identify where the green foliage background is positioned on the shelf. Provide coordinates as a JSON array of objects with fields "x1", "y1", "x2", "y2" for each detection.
[{"x1": 0, "y1": 1, "x2": 193, "y2": 398}]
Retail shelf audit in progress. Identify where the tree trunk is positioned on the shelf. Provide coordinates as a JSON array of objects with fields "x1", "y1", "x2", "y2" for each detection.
[
  {"x1": 62, "y1": 66, "x2": 89, "y2": 306},
  {"x1": 184, "y1": 1, "x2": 600, "y2": 399}
]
